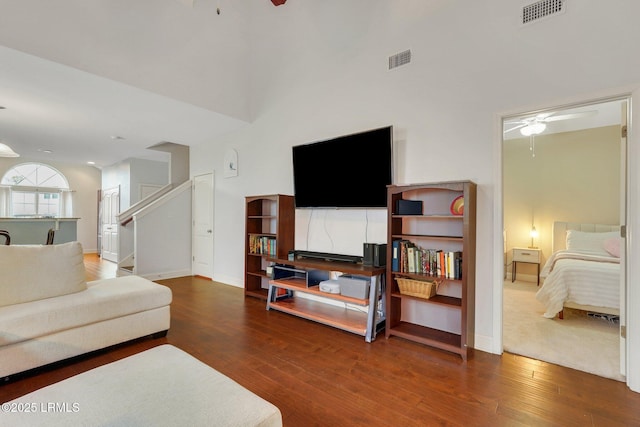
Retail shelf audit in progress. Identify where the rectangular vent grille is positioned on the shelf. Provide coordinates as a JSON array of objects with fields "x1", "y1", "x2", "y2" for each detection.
[
  {"x1": 389, "y1": 50, "x2": 411, "y2": 70},
  {"x1": 522, "y1": 0, "x2": 564, "y2": 24}
]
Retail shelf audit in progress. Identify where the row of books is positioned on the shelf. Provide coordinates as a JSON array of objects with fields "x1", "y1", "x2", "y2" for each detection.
[
  {"x1": 248, "y1": 235, "x2": 277, "y2": 256},
  {"x1": 391, "y1": 239, "x2": 462, "y2": 279}
]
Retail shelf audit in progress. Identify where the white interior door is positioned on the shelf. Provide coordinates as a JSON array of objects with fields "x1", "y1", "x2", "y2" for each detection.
[
  {"x1": 101, "y1": 187, "x2": 119, "y2": 263},
  {"x1": 619, "y1": 100, "x2": 628, "y2": 376},
  {"x1": 192, "y1": 173, "x2": 214, "y2": 278}
]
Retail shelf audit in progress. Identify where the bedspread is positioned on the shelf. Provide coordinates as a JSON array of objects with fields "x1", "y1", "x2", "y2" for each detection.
[{"x1": 536, "y1": 250, "x2": 619, "y2": 318}]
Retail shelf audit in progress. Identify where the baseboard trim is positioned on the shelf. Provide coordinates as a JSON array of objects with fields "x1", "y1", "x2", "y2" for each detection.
[
  {"x1": 140, "y1": 269, "x2": 192, "y2": 281},
  {"x1": 473, "y1": 333, "x2": 496, "y2": 354},
  {"x1": 213, "y1": 273, "x2": 242, "y2": 288}
]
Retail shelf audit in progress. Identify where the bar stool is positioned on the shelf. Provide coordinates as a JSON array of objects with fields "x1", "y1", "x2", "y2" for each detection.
[
  {"x1": 0, "y1": 230, "x2": 10, "y2": 245},
  {"x1": 46, "y1": 228, "x2": 55, "y2": 245}
]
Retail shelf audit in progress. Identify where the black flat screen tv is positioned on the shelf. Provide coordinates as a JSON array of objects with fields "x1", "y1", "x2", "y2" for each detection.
[{"x1": 292, "y1": 126, "x2": 393, "y2": 208}]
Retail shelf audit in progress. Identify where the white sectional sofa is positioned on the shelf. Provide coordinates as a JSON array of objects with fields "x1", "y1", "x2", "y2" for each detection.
[{"x1": 0, "y1": 241, "x2": 172, "y2": 379}]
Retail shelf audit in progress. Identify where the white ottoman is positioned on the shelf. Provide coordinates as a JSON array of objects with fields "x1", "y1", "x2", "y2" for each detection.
[{"x1": 3, "y1": 345, "x2": 282, "y2": 427}]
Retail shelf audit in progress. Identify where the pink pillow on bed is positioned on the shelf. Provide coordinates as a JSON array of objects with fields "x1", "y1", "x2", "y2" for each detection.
[{"x1": 604, "y1": 237, "x2": 621, "y2": 258}]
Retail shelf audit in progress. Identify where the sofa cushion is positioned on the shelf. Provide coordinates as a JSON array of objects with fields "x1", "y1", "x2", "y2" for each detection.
[
  {"x1": 0, "y1": 241, "x2": 87, "y2": 308},
  {"x1": 0, "y1": 275, "x2": 172, "y2": 346},
  {"x1": 4, "y1": 345, "x2": 282, "y2": 427}
]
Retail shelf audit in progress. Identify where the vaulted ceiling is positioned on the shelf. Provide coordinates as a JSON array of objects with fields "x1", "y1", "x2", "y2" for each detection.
[
  {"x1": 0, "y1": 0, "x2": 286, "y2": 167},
  {"x1": 0, "y1": 1, "x2": 621, "y2": 167}
]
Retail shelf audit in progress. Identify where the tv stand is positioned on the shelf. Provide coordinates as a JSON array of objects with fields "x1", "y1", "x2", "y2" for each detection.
[
  {"x1": 293, "y1": 250, "x2": 363, "y2": 264},
  {"x1": 267, "y1": 257, "x2": 386, "y2": 342}
]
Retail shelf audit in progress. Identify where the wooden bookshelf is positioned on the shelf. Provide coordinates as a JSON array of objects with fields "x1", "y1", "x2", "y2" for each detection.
[
  {"x1": 244, "y1": 195, "x2": 295, "y2": 300},
  {"x1": 386, "y1": 181, "x2": 476, "y2": 360}
]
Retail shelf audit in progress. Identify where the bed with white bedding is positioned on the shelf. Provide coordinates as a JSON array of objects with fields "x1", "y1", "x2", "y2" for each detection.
[{"x1": 535, "y1": 221, "x2": 621, "y2": 319}]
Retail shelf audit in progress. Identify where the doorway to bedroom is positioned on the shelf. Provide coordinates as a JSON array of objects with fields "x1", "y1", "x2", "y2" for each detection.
[{"x1": 501, "y1": 96, "x2": 628, "y2": 381}]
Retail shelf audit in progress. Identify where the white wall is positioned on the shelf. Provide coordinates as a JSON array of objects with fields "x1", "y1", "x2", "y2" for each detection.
[
  {"x1": 102, "y1": 158, "x2": 169, "y2": 209},
  {"x1": 0, "y1": 157, "x2": 101, "y2": 252},
  {"x1": 134, "y1": 182, "x2": 192, "y2": 280},
  {"x1": 103, "y1": 158, "x2": 169, "y2": 262},
  {"x1": 190, "y1": 1, "x2": 640, "y2": 357},
  {"x1": 294, "y1": 208, "x2": 387, "y2": 257},
  {"x1": 128, "y1": 158, "x2": 170, "y2": 205}
]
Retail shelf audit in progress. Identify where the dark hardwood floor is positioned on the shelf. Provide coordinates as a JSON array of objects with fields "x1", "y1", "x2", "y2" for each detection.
[{"x1": 2, "y1": 255, "x2": 640, "y2": 426}]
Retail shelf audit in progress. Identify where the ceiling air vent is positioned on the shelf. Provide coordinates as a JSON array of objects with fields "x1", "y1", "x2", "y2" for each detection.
[
  {"x1": 521, "y1": 0, "x2": 565, "y2": 25},
  {"x1": 389, "y1": 49, "x2": 411, "y2": 70}
]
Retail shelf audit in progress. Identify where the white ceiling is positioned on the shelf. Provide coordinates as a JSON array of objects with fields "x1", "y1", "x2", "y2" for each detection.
[
  {"x1": 0, "y1": 0, "x2": 266, "y2": 169},
  {"x1": 0, "y1": 1, "x2": 625, "y2": 167},
  {"x1": 0, "y1": 45, "x2": 248, "y2": 168},
  {"x1": 1, "y1": 49, "x2": 625, "y2": 167}
]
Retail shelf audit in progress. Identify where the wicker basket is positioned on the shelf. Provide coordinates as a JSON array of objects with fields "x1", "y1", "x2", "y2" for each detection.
[{"x1": 397, "y1": 278, "x2": 439, "y2": 299}]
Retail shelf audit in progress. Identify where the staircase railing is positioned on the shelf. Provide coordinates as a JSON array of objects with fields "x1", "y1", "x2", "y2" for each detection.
[{"x1": 118, "y1": 183, "x2": 174, "y2": 226}]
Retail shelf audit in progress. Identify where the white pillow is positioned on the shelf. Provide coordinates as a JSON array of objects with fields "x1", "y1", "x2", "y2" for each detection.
[
  {"x1": 0, "y1": 241, "x2": 87, "y2": 307},
  {"x1": 565, "y1": 230, "x2": 619, "y2": 255}
]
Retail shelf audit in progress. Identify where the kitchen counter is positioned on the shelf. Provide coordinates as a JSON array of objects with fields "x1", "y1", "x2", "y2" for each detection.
[{"x1": 0, "y1": 218, "x2": 79, "y2": 245}]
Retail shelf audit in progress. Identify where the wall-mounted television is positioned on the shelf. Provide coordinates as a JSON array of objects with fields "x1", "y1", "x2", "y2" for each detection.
[{"x1": 292, "y1": 126, "x2": 393, "y2": 208}]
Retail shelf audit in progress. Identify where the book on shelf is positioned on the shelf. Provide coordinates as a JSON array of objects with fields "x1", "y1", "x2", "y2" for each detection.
[
  {"x1": 391, "y1": 239, "x2": 462, "y2": 279},
  {"x1": 392, "y1": 240, "x2": 400, "y2": 272},
  {"x1": 401, "y1": 240, "x2": 410, "y2": 273},
  {"x1": 407, "y1": 245, "x2": 416, "y2": 273},
  {"x1": 454, "y1": 251, "x2": 462, "y2": 279},
  {"x1": 249, "y1": 235, "x2": 277, "y2": 256}
]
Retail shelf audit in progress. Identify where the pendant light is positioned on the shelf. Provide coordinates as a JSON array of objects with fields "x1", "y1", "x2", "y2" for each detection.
[{"x1": 0, "y1": 142, "x2": 19, "y2": 157}]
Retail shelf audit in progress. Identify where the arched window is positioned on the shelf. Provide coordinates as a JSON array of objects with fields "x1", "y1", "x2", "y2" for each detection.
[{"x1": 0, "y1": 163, "x2": 72, "y2": 218}]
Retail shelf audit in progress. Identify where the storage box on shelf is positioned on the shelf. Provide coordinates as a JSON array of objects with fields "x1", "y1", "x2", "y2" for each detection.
[
  {"x1": 244, "y1": 195, "x2": 295, "y2": 300},
  {"x1": 386, "y1": 181, "x2": 476, "y2": 360},
  {"x1": 396, "y1": 277, "x2": 439, "y2": 299},
  {"x1": 267, "y1": 257, "x2": 386, "y2": 342}
]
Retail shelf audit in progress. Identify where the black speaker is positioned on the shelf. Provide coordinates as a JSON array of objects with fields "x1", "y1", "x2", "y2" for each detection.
[
  {"x1": 396, "y1": 199, "x2": 422, "y2": 215},
  {"x1": 363, "y1": 243, "x2": 387, "y2": 267}
]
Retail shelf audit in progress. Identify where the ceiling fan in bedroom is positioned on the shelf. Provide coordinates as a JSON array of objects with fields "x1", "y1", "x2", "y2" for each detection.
[
  {"x1": 503, "y1": 110, "x2": 597, "y2": 136},
  {"x1": 503, "y1": 110, "x2": 597, "y2": 157}
]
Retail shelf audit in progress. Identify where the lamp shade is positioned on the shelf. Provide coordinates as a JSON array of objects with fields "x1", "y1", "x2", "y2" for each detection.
[
  {"x1": 529, "y1": 225, "x2": 538, "y2": 248},
  {"x1": 0, "y1": 142, "x2": 19, "y2": 157}
]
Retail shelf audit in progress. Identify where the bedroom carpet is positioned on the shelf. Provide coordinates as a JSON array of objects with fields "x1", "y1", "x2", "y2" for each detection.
[{"x1": 503, "y1": 280, "x2": 625, "y2": 382}]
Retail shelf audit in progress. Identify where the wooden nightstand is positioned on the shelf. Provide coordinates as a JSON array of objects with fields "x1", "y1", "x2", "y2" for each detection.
[{"x1": 512, "y1": 247, "x2": 541, "y2": 285}]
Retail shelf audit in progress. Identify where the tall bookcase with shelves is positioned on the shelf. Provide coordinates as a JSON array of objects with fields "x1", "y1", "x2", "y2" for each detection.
[
  {"x1": 386, "y1": 181, "x2": 476, "y2": 360},
  {"x1": 245, "y1": 194, "x2": 295, "y2": 300}
]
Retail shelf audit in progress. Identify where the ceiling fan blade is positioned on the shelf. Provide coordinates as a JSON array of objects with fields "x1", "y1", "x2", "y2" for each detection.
[
  {"x1": 541, "y1": 111, "x2": 597, "y2": 122},
  {"x1": 503, "y1": 123, "x2": 527, "y2": 134}
]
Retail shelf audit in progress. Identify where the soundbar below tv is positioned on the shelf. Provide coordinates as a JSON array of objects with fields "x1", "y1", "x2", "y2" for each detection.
[
  {"x1": 292, "y1": 126, "x2": 393, "y2": 208},
  {"x1": 292, "y1": 250, "x2": 363, "y2": 264}
]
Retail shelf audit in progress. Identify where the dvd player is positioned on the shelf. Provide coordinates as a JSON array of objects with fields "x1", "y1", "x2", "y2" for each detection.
[{"x1": 292, "y1": 250, "x2": 363, "y2": 264}]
